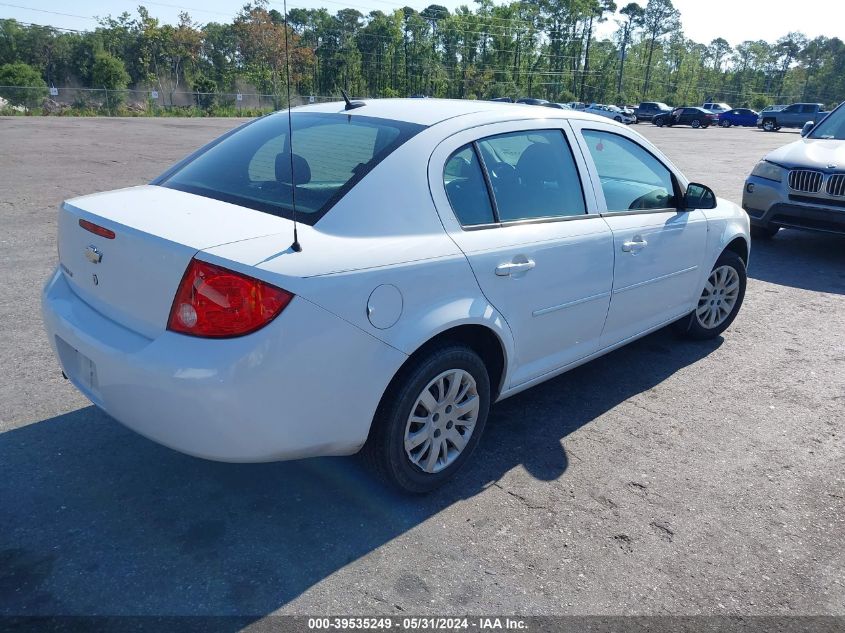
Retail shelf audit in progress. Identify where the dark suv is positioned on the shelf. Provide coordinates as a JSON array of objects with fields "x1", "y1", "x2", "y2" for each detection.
[{"x1": 634, "y1": 101, "x2": 672, "y2": 123}]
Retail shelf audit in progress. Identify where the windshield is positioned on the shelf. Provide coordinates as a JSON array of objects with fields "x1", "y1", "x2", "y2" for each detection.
[
  {"x1": 809, "y1": 103, "x2": 845, "y2": 140},
  {"x1": 159, "y1": 112, "x2": 425, "y2": 224}
]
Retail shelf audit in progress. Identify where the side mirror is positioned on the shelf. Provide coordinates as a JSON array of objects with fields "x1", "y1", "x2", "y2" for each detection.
[
  {"x1": 684, "y1": 183, "x2": 717, "y2": 210},
  {"x1": 801, "y1": 121, "x2": 815, "y2": 137}
]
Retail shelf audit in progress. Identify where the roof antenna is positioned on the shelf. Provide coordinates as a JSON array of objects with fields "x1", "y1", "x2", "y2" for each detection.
[
  {"x1": 282, "y1": 0, "x2": 301, "y2": 252},
  {"x1": 341, "y1": 88, "x2": 365, "y2": 111}
]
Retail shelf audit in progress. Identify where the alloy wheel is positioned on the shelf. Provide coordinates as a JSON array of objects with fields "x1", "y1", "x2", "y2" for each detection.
[
  {"x1": 404, "y1": 369, "x2": 480, "y2": 474},
  {"x1": 696, "y1": 265, "x2": 740, "y2": 329}
]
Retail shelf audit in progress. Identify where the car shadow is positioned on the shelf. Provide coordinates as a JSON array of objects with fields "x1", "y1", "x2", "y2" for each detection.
[
  {"x1": 0, "y1": 329, "x2": 720, "y2": 622},
  {"x1": 747, "y1": 229, "x2": 845, "y2": 294}
]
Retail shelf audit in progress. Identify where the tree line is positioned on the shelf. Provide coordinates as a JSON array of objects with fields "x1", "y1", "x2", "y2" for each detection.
[{"x1": 1, "y1": 0, "x2": 844, "y2": 113}]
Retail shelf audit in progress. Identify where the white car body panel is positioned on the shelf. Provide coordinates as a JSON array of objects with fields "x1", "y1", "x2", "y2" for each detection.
[
  {"x1": 42, "y1": 268, "x2": 407, "y2": 461},
  {"x1": 427, "y1": 119, "x2": 614, "y2": 388},
  {"x1": 41, "y1": 99, "x2": 750, "y2": 462}
]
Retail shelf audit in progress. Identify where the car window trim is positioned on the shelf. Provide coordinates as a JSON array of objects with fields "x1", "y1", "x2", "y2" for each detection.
[
  {"x1": 472, "y1": 140, "x2": 502, "y2": 224},
  {"x1": 451, "y1": 128, "x2": 589, "y2": 230},
  {"x1": 579, "y1": 127, "x2": 684, "y2": 216}
]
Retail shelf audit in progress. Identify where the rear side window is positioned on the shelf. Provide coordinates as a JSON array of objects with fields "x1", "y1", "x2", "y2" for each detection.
[
  {"x1": 582, "y1": 130, "x2": 676, "y2": 212},
  {"x1": 476, "y1": 130, "x2": 586, "y2": 222},
  {"x1": 443, "y1": 145, "x2": 495, "y2": 226},
  {"x1": 159, "y1": 112, "x2": 424, "y2": 225}
]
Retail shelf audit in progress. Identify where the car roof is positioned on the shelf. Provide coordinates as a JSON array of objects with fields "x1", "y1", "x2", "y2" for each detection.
[{"x1": 289, "y1": 98, "x2": 610, "y2": 127}]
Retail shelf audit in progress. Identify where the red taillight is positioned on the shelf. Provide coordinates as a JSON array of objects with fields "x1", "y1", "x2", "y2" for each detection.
[
  {"x1": 79, "y1": 219, "x2": 116, "y2": 239},
  {"x1": 167, "y1": 259, "x2": 293, "y2": 338}
]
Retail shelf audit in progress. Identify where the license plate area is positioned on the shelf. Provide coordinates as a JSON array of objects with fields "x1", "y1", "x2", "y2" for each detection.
[{"x1": 55, "y1": 336, "x2": 99, "y2": 394}]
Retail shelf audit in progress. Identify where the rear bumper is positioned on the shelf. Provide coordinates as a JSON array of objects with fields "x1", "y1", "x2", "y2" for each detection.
[
  {"x1": 743, "y1": 177, "x2": 845, "y2": 235},
  {"x1": 42, "y1": 269, "x2": 407, "y2": 462}
]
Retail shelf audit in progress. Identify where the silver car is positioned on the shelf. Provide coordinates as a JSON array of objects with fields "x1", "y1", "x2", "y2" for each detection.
[
  {"x1": 742, "y1": 102, "x2": 845, "y2": 238},
  {"x1": 584, "y1": 103, "x2": 635, "y2": 124}
]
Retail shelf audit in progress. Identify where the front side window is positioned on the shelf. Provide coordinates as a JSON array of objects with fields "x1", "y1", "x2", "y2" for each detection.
[
  {"x1": 809, "y1": 103, "x2": 845, "y2": 140},
  {"x1": 475, "y1": 130, "x2": 586, "y2": 222},
  {"x1": 443, "y1": 145, "x2": 496, "y2": 226},
  {"x1": 160, "y1": 112, "x2": 424, "y2": 224},
  {"x1": 581, "y1": 130, "x2": 677, "y2": 212}
]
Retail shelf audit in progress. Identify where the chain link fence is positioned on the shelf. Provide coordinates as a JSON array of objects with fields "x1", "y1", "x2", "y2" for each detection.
[{"x1": 0, "y1": 85, "x2": 343, "y2": 116}]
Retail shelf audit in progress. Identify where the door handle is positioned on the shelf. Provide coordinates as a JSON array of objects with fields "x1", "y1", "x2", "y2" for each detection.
[
  {"x1": 622, "y1": 237, "x2": 648, "y2": 253},
  {"x1": 495, "y1": 259, "x2": 536, "y2": 276}
]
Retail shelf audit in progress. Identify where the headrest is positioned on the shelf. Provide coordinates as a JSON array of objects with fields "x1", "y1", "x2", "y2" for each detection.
[
  {"x1": 516, "y1": 143, "x2": 560, "y2": 183},
  {"x1": 275, "y1": 153, "x2": 312, "y2": 185}
]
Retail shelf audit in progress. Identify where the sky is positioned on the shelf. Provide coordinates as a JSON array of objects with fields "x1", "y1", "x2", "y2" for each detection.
[{"x1": 1, "y1": 0, "x2": 842, "y2": 47}]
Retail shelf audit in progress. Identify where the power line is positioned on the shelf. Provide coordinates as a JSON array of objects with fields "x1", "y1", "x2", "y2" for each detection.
[{"x1": 0, "y1": 2, "x2": 93, "y2": 21}]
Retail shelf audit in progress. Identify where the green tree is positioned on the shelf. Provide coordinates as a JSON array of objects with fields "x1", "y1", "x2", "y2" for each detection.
[
  {"x1": 640, "y1": 0, "x2": 680, "y2": 98},
  {"x1": 91, "y1": 51, "x2": 130, "y2": 90},
  {"x1": 615, "y1": 3, "x2": 644, "y2": 100},
  {"x1": 0, "y1": 61, "x2": 47, "y2": 109},
  {"x1": 91, "y1": 50, "x2": 130, "y2": 110}
]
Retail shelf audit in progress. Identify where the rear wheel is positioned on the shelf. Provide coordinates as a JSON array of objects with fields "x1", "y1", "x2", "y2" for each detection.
[
  {"x1": 751, "y1": 224, "x2": 779, "y2": 239},
  {"x1": 674, "y1": 251, "x2": 746, "y2": 340},
  {"x1": 363, "y1": 343, "x2": 491, "y2": 493}
]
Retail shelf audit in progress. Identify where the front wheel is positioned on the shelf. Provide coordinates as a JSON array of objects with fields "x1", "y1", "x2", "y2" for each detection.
[
  {"x1": 614, "y1": 116, "x2": 623, "y2": 122},
  {"x1": 674, "y1": 251, "x2": 747, "y2": 340},
  {"x1": 762, "y1": 118, "x2": 777, "y2": 132},
  {"x1": 654, "y1": 118, "x2": 664, "y2": 127},
  {"x1": 691, "y1": 119, "x2": 701, "y2": 128},
  {"x1": 720, "y1": 119, "x2": 731, "y2": 128},
  {"x1": 362, "y1": 343, "x2": 491, "y2": 493}
]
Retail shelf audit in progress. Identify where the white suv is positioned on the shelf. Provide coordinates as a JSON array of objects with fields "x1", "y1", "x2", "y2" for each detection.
[{"x1": 42, "y1": 99, "x2": 750, "y2": 492}]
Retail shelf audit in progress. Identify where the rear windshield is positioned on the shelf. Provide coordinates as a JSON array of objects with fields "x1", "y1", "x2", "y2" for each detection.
[{"x1": 158, "y1": 112, "x2": 425, "y2": 224}]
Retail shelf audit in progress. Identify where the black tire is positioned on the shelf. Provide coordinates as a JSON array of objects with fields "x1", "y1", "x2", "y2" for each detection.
[
  {"x1": 654, "y1": 118, "x2": 664, "y2": 127},
  {"x1": 762, "y1": 118, "x2": 777, "y2": 132},
  {"x1": 720, "y1": 119, "x2": 731, "y2": 128},
  {"x1": 673, "y1": 250, "x2": 747, "y2": 341},
  {"x1": 691, "y1": 119, "x2": 701, "y2": 128},
  {"x1": 614, "y1": 116, "x2": 622, "y2": 122},
  {"x1": 362, "y1": 343, "x2": 491, "y2": 494},
  {"x1": 751, "y1": 224, "x2": 779, "y2": 239}
]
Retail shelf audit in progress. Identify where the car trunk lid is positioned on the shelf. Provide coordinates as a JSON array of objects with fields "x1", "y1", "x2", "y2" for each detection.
[{"x1": 58, "y1": 185, "x2": 290, "y2": 339}]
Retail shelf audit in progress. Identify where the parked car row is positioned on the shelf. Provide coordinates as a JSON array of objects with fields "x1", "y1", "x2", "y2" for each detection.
[{"x1": 490, "y1": 98, "x2": 834, "y2": 136}]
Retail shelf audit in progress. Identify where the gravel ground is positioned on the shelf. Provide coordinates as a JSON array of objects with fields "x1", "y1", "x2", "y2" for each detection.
[{"x1": 0, "y1": 116, "x2": 843, "y2": 618}]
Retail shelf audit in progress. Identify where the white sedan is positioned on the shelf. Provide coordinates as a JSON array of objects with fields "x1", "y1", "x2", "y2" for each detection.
[
  {"x1": 584, "y1": 103, "x2": 636, "y2": 124},
  {"x1": 43, "y1": 99, "x2": 750, "y2": 493}
]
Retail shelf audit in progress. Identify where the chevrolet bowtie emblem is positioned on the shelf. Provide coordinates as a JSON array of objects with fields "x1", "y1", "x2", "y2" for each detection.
[{"x1": 85, "y1": 245, "x2": 103, "y2": 264}]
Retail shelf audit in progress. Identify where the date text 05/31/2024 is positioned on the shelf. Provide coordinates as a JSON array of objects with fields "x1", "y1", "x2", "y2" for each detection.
[{"x1": 307, "y1": 617, "x2": 528, "y2": 630}]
